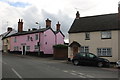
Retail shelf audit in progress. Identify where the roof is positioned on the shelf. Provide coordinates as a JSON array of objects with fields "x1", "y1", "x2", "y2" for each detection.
[
  {"x1": 55, "y1": 30, "x2": 65, "y2": 37},
  {"x1": 6, "y1": 27, "x2": 65, "y2": 37},
  {"x1": 2, "y1": 31, "x2": 11, "y2": 39},
  {"x1": 7, "y1": 28, "x2": 50, "y2": 37},
  {"x1": 5, "y1": 29, "x2": 17, "y2": 37},
  {"x1": 68, "y1": 13, "x2": 120, "y2": 33},
  {"x1": 69, "y1": 41, "x2": 81, "y2": 47},
  {"x1": 2, "y1": 29, "x2": 17, "y2": 40}
]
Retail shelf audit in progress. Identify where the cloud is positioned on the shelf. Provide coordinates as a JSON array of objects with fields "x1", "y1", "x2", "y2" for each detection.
[
  {"x1": 40, "y1": 10, "x2": 73, "y2": 40},
  {"x1": 8, "y1": 2, "x2": 30, "y2": 8},
  {"x1": 0, "y1": 0, "x2": 30, "y2": 7},
  {"x1": 0, "y1": 0, "x2": 119, "y2": 43},
  {"x1": 21, "y1": 8, "x2": 73, "y2": 40}
]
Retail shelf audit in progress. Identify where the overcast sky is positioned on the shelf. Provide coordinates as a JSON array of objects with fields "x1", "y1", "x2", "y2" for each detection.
[{"x1": 0, "y1": 0, "x2": 119, "y2": 42}]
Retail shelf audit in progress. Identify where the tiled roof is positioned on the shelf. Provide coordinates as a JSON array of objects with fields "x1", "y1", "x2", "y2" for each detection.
[
  {"x1": 68, "y1": 13, "x2": 120, "y2": 33},
  {"x1": 7, "y1": 28, "x2": 49, "y2": 37},
  {"x1": 55, "y1": 30, "x2": 65, "y2": 37}
]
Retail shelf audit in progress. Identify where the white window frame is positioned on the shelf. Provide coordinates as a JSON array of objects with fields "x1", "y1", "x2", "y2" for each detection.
[
  {"x1": 97, "y1": 48, "x2": 112, "y2": 57},
  {"x1": 101, "y1": 31, "x2": 111, "y2": 39},
  {"x1": 80, "y1": 46, "x2": 89, "y2": 53},
  {"x1": 26, "y1": 46, "x2": 30, "y2": 51}
]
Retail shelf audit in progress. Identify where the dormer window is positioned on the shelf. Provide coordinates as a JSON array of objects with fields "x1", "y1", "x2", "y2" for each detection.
[{"x1": 101, "y1": 31, "x2": 111, "y2": 39}]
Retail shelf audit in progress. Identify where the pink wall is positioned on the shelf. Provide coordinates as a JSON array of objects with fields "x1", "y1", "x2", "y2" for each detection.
[
  {"x1": 10, "y1": 29, "x2": 64, "y2": 54},
  {"x1": 56, "y1": 32, "x2": 64, "y2": 44},
  {"x1": 10, "y1": 33, "x2": 39, "y2": 52},
  {"x1": 42, "y1": 29, "x2": 55, "y2": 54}
]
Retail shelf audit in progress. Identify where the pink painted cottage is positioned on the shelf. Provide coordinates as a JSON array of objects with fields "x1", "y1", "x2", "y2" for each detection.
[{"x1": 9, "y1": 19, "x2": 64, "y2": 56}]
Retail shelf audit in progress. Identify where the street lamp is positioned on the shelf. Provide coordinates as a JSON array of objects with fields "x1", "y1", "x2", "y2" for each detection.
[{"x1": 36, "y1": 22, "x2": 41, "y2": 56}]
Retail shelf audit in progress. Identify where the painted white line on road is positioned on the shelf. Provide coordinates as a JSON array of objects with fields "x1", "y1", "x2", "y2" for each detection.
[
  {"x1": 86, "y1": 75, "x2": 95, "y2": 78},
  {"x1": 71, "y1": 70, "x2": 76, "y2": 73},
  {"x1": 12, "y1": 68, "x2": 23, "y2": 80},
  {"x1": 78, "y1": 72, "x2": 84, "y2": 75},
  {"x1": 63, "y1": 70, "x2": 68, "y2": 73},
  {"x1": 70, "y1": 73, "x2": 77, "y2": 75}
]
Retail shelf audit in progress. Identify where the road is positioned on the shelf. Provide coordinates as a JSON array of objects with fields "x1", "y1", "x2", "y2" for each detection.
[{"x1": 2, "y1": 52, "x2": 120, "y2": 80}]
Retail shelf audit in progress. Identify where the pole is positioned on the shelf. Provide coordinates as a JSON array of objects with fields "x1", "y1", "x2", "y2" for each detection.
[
  {"x1": 36, "y1": 22, "x2": 41, "y2": 56},
  {"x1": 38, "y1": 24, "x2": 40, "y2": 56}
]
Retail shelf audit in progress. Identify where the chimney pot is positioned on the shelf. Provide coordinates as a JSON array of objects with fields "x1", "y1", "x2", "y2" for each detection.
[
  {"x1": 76, "y1": 11, "x2": 80, "y2": 19},
  {"x1": 19, "y1": 19, "x2": 20, "y2": 22},
  {"x1": 7, "y1": 27, "x2": 12, "y2": 32},
  {"x1": 21, "y1": 19, "x2": 23, "y2": 22},
  {"x1": 56, "y1": 21, "x2": 60, "y2": 31}
]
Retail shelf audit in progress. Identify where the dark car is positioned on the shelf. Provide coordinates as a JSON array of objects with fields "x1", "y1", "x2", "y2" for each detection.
[
  {"x1": 116, "y1": 60, "x2": 120, "y2": 68},
  {"x1": 72, "y1": 52, "x2": 110, "y2": 67}
]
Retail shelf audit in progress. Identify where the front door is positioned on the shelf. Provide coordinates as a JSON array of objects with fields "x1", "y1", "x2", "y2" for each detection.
[
  {"x1": 73, "y1": 47, "x2": 78, "y2": 56},
  {"x1": 22, "y1": 46, "x2": 25, "y2": 55}
]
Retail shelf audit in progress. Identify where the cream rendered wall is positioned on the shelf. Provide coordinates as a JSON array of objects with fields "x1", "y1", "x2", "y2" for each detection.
[
  {"x1": 69, "y1": 31, "x2": 119, "y2": 62},
  {"x1": 118, "y1": 30, "x2": 120, "y2": 60}
]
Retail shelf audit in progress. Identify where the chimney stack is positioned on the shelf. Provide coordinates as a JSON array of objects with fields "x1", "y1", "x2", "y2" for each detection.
[
  {"x1": 56, "y1": 21, "x2": 60, "y2": 31},
  {"x1": 46, "y1": 18, "x2": 51, "y2": 28},
  {"x1": 7, "y1": 27, "x2": 12, "y2": 32},
  {"x1": 18, "y1": 19, "x2": 23, "y2": 32},
  {"x1": 76, "y1": 11, "x2": 80, "y2": 19}
]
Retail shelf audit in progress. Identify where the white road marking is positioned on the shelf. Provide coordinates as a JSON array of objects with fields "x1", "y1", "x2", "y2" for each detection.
[
  {"x1": 86, "y1": 75, "x2": 95, "y2": 78},
  {"x1": 63, "y1": 70, "x2": 68, "y2": 73},
  {"x1": 62, "y1": 70, "x2": 95, "y2": 78},
  {"x1": 78, "y1": 72, "x2": 84, "y2": 75},
  {"x1": 12, "y1": 68, "x2": 23, "y2": 80},
  {"x1": 71, "y1": 70, "x2": 76, "y2": 73},
  {"x1": 70, "y1": 72, "x2": 77, "y2": 75}
]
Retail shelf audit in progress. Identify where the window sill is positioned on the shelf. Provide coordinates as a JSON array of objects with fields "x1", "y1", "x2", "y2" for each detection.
[
  {"x1": 101, "y1": 38, "x2": 111, "y2": 39},
  {"x1": 85, "y1": 39, "x2": 90, "y2": 40},
  {"x1": 98, "y1": 56, "x2": 112, "y2": 57}
]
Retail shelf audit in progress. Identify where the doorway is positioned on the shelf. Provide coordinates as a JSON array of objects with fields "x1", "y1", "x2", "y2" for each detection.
[
  {"x1": 22, "y1": 46, "x2": 25, "y2": 55},
  {"x1": 73, "y1": 47, "x2": 78, "y2": 56}
]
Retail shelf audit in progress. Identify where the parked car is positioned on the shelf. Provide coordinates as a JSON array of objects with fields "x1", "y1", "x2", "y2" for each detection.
[
  {"x1": 72, "y1": 52, "x2": 110, "y2": 67},
  {"x1": 116, "y1": 60, "x2": 120, "y2": 68}
]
